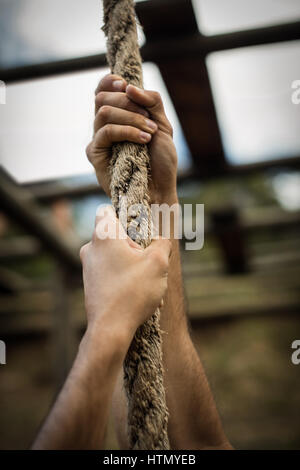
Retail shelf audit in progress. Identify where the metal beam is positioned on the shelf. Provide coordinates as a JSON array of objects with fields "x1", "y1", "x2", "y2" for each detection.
[
  {"x1": 136, "y1": 0, "x2": 198, "y2": 40},
  {"x1": 25, "y1": 170, "x2": 192, "y2": 203},
  {"x1": 157, "y1": 58, "x2": 226, "y2": 175},
  {"x1": 22, "y1": 156, "x2": 300, "y2": 202},
  {"x1": 136, "y1": 1, "x2": 225, "y2": 174},
  {"x1": 1, "y1": 20, "x2": 300, "y2": 83},
  {"x1": 0, "y1": 237, "x2": 41, "y2": 261},
  {"x1": 1, "y1": 0, "x2": 300, "y2": 177},
  {"x1": 28, "y1": 182, "x2": 105, "y2": 204},
  {"x1": 139, "y1": 21, "x2": 300, "y2": 63},
  {"x1": 0, "y1": 54, "x2": 107, "y2": 84},
  {"x1": 228, "y1": 155, "x2": 300, "y2": 174}
]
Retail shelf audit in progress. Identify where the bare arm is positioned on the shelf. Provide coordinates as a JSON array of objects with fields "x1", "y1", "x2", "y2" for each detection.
[
  {"x1": 32, "y1": 326, "x2": 127, "y2": 450},
  {"x1": 88, "y1": 73, "x2": 231, "y2": 450},
  {"x1": 160, "y1": 219, "x2": 231, "y2": 449},
  {"x1": 32, "y1": 208, "x2": 171, "y2": 450},
  {"x1": 113, "y1": 204, "x2": 231, "y2": 450}
]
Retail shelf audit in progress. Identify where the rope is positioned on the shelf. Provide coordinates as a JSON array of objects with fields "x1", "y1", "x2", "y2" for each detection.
[{"x1": 102, "y1": 0, "x2": 170, "y2": 450}]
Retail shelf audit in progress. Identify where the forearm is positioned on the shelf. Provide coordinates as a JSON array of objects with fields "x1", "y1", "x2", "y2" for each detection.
[
  {"x1": 160, "y1": 195, "x2": 230, "y2": 449},
  {"x1": 162, "y1": 289, "x2": 229, "y2": 449},
  {"x1": 32, "y1": 323, "x2": 129, "y2": 450},
  {"x1": 112, "y1": 193, "x2": 230, "y2": 449}
]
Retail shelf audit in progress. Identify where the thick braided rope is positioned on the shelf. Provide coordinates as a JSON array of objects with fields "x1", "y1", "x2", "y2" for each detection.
[{"x1": 102, "y1": 0, "x2": 170, "y2": 450}]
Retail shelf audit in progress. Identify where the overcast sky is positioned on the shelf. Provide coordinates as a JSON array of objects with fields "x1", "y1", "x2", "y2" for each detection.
[
  {"x1": 207, "y1": 39, "x2": 300, "y2": 164},
  {"x1": 0, "y1": 0, "x2": 300, "y2": 183},
  {"x1": 0, "y1": 0, "x2": 143, "y2": 68},
  {"x1": 0, "y1": 63, "x2": 191, "y2": 183},
  {"x1": 193, "y1": 0, "x2": 300, "y2": 35}
]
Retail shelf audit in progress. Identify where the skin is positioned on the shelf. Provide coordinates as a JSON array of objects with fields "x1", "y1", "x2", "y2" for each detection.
[
  {"x1": 32, "y1": 209, "x2": 171, "y2": 449},
  {"x1": 33, "y1": 74, "x2": 232, "y2": 450},
  {"x1": 87, "y1": 76, "x2": 177, "y2": 205},
  {"x1": 88, "y1": 74, "x2": 232, "y2": 450}
]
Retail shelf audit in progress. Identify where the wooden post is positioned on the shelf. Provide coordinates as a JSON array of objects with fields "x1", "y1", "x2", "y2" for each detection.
[{"x1": 211, "y1": 207, "x2": 249, "y2": 274}]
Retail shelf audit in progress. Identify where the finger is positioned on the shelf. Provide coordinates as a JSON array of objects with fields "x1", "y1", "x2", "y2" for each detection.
[
  {"x1": 94, "y1": 105, "x2": 157, "y2": 135},
  {"x1": 95, "y1": 91, "x2": 149, "y2": 117},
  {"x1": 85, "y1": 141, "x2": 109, "y2": 192},
  {"x1": 95, "y1": 74, "x2": 127, "y2": 96},
  {"x1": 94, "y1": 123, "x2": 152, "y2": 148},
  {"x1": 126, "y1": 85, "x2": 173, "y2": 135}
]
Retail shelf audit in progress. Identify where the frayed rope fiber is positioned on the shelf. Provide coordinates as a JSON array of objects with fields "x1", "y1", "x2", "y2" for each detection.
[{"x1": 102, "y1": 0, "x2": 170, "y2": 450}]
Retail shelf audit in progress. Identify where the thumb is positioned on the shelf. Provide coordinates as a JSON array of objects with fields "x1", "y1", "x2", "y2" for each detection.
[
  {"x1": 144, "y1": 237, "x2": 172, "y2": 272},
  {"x1": 126, "y1": 85, "x2": 172, "y2": 135}
]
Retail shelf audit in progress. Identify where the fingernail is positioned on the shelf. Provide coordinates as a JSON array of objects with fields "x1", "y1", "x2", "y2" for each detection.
[
  {"x1": 127, "y1": 84, "x2": 142, "y2": 93},
  {"x1": 145, "y1": 119, "x2": 157, "y2": 131},
  {"x1": 113, "y1": 80, "x2": 124, "y2": 91},
  {"x1": 140, "y1": 131, "x2": 151, "y2": 142}
]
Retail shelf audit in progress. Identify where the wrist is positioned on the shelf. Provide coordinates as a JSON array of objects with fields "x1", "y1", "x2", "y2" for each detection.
[
  {"x1": 80, "y1": 310, "x2": 136, "y2": 363},
  {"x1": 152, "y1": 191, "x2": 180, "y2": 239},
  {"x1": 152, "y1": 189, "x2": 178, "y2": 206},
  {"x1": 68, "y1": 320, "x2": 130, "y2": 411}
]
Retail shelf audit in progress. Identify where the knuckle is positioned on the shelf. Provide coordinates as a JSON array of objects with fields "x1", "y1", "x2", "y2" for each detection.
[
  {"x1": 79, "y1": 243, "x2": 88, "y2": 262},
  {"x1": 150, "y1": 248, "x2": 168, "y2": 271},
  {"x1": 86, "y1": 141, "x2": 103, "y2": 166},
  {"x1": 150, "y1": 90, "x2": 162, "y2": 103},
  {"x1": 85, "y1": 142, "x2": 93, "y2": 161},
  {"x1": 123, "y1": 96, "x2": 133, "y2": 111},
  {"x1": 166, "y1": 122, "x2": 173, "y2": 137},
  {"x1": 92, "y1": 227, "x2": 99, "y2": 242},
  {"x1": 95, "y1": 91, "x2": 106, "y2": 107},
  {"x1": 98, "y1": 105, "x2": 110, "y2": 120},
  {"x1": 103, "y1": 123, "x2": 113, "y2": 139},
  {"x1": 122, "y1": 125, "x2": 132, "y2": 141},
  {"x1": 161, "y1": 116, "x2": 173, "y2": 137},
  {"x1": 86, "y1": 142, "x2": 99, "y2": 165},
  {"x1": 139, "y1": 114, "x2": 148, "y2": 127}
]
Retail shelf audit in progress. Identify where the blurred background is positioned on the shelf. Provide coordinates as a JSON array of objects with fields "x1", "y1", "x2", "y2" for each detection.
[{"x1": 0, "y1": 0, "x2": 300, "y2": 449}]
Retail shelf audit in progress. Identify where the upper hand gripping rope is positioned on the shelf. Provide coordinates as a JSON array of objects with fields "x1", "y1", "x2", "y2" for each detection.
[{"x1": 102, "y1": 0, "x2": 170, "y2": 450}]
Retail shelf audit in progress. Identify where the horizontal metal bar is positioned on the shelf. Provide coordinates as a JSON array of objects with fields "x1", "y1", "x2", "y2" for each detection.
[
  {"x1": 23, "y1": 155, "x2": 300, "y2": 203},
  {"x1": 1, "y1": 21, "x2": 300, "y2": 83},
  {"x1": 0, "y1": 54, "x2": 108, "y2": 84}
]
